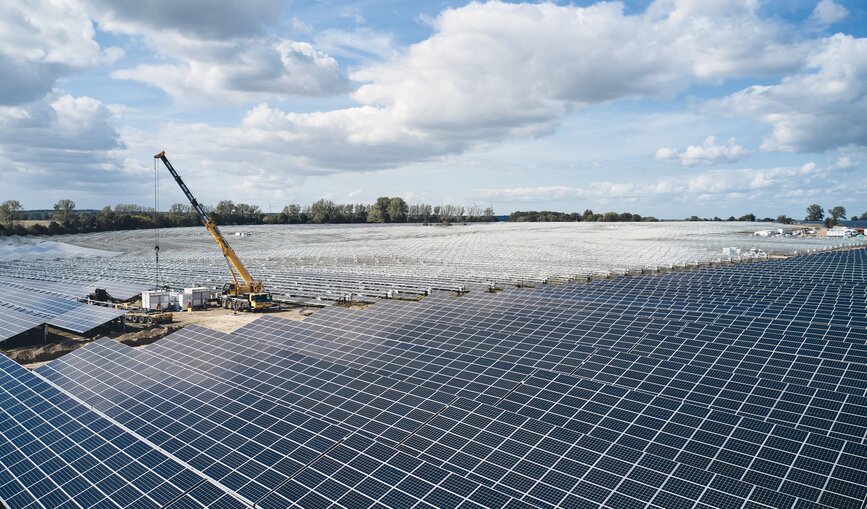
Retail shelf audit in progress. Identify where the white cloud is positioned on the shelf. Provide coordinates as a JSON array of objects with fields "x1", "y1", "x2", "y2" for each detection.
[
  {"x1": 83, "y1": 0, "x2": 285, "y2": 39},
  {"x1": 112, "y1": 38, "x2": 349, "y2": 103},
  {"x1": 350, "y1": 1, "x2": 805, "y2": 137},
  {"x1": 0, "y1": 93, "x2": 126, "y2": 192},
  {"x1": 0, "y1": 0, "x2": 120, "y2": 105},
  {"x1": 475, "y1": 162, "x2": 843, "y2": 203},
  {"x1": 716, "y1": 34, "x2": 867, "y2": 152},
  {"x1": 154, "y1": 0, "x2": 807, "y2": 173},
  {"x1": 810, "y1": 0, "x2": 848, "y2": 27},
  {"x1": 832, "y1": 156, "x2": 856, "y2": 169},
  {"x1": 315, "y1": 28, "x2": 397, "y2": 62},
  {"x1": 87, "y1": 0, "x2": 349, "y2": 102},
  {"x1": 656, "y1": 136, "x2": 749, "y2": 165}
]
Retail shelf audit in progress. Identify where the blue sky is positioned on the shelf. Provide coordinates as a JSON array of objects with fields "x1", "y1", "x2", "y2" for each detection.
[{"x1": 1, "y1": 0, "x2": 866, "y2": 219}]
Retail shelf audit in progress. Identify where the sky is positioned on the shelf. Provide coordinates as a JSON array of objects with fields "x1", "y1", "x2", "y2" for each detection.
[{"x1": 1, "y1": 0, "x2": 866, "y2": 219}]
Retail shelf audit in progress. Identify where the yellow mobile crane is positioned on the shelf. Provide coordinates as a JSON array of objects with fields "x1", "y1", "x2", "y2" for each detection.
[{"x1": 154, "y1": 151, "x2": 274, "y2": 311}]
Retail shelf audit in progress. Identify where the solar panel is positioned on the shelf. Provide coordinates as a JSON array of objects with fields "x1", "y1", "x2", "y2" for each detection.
[
  {"x1": 48, "y1": 305, "x2": 126, "y2": 334},
  {"x1": 38, "y1": 340, "x2": 539, "y2": 508},
  {"x1": 7, "y1": 248, "x2": 867, "y2": 508},
  {"x1": 43, "y1": 324, "x2": 858, "y2": 508},
  {"x1": 39, "y1": 339, "x2": 353, "y2": 503},
  {"x1": 0, "y1": 354, "x2": 244, "y2": 509},
  {"x1": 0, "y1": 284, "x2": 124, "y2": 335},
  {"x1": 574, "y1": 349, "x2": 867, "y2": 443},
  {"x1": 0, "y1": 307, "x2": 43, "y2": 343}
]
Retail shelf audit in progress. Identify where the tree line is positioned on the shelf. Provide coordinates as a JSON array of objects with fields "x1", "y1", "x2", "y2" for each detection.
[
  {"x1": 510, "y1": 210, "x2": 658, "y2": 222},
  {"x1": 681, "y1": 204, "x2": 861, "y2": 226},
  {"x1": 3, "y1": 198, "x2": 864, "y2": 237},
  {"x1": 802, "y1": 204, "x2": 863, "y2": 227},
  {"x1": 266, "y1": 198, "x2": 496, "y2": 225},
  {"x1": 0, "y1": 197, "x2": 497, "y2": 237}
]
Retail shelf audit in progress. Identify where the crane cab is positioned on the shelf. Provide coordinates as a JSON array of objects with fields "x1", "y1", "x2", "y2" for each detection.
[{"x1": 219, "y1": 282, "x2": 274, "y2": 311}]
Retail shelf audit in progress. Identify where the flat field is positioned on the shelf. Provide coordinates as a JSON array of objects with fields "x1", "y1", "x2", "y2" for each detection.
[{"x1": 1, "y1": 221, "x2": 861, "y2": 300}]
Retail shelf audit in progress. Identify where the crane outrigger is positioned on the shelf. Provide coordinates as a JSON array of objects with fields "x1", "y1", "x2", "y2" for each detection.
[{"x1": 154, "y1": 151, "x2": 274, "y2": 311}]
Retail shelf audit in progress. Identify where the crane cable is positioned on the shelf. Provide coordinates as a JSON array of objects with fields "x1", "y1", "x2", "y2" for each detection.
[{"x1": 154, "y1": 157, "x2": 161, "y2": 290}]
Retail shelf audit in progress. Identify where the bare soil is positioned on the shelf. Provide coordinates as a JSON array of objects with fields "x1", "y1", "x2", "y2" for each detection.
[
  {"x1": 18, "y1": 219, "x2": 51, "y2": 227},
  {"x1": 2, "y1": 305, "x2": 313, "y2": 370}
]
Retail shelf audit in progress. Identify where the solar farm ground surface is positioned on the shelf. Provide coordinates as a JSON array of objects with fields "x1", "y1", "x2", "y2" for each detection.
[
  {"x1": 2, "y1": 248, "x2": 867, "y2": 508},
  {"x1": 2, "y1": 222, "x2": 862, "y2": 303}
]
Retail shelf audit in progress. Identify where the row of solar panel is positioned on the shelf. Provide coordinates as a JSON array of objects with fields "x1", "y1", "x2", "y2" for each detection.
[
  {"x1": 37, "y1": 314, "x2": 867, "y2": 508},
  {"x1": 0, "y1": 276, "x2": 147, "y2": 342},
  {"x1": 4, "y1": 249, "x2": 867, "y2": 508}
]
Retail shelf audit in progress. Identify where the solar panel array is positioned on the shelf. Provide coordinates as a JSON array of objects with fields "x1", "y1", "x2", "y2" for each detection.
[
  {"x1": 2, "y1": 222, "x2": 862, "y2": 302},
  {"x1": 0, "y1": 276, "x2": 127, "y2": 342},
  {"x1": 1, "y1": 248, "x2": 866, "y2": 508}
]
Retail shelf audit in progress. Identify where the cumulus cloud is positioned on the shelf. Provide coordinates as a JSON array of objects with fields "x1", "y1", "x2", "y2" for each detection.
[
  {"x1": 112, "y1": 38, "x2": 349, "y2": 103},
  {"x1": 349, "y1": 1, "x2": 805, "y2": 139},
  {"x1": 146, "y1": 0, "x2": 808, "y2": 173},
  {"x1": 716, "y1": 34, "x2": 867, "y2": 152},
  {"x1": 83, "y1": 0, "x2": 285, "y2": 39},
  {"x1": 810, "y1": 0, "x2": 848, "y2": 27},
  {"x1": 656, "y1": 136, "x2": 750, "y2": 165},
  {"x1": 832, "y1": 156, "x2": 856, "y2": 169},
  {"x1": 86, "y1": 0, "x2": 349, "y2": 102},
  {"x1": 0, "y1": 1, "x2": 120, "y2": 105},
  {"x1": 0, "y1": 94, "x2": 126, "y2": 191},
  {"x1": 476, "y1": 162, "x2": 850, "y2": 202}
]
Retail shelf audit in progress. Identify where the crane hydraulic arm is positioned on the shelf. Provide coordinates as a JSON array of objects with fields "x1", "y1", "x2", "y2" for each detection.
[{"x1": 154, "y1": 151, "x2": 265, "y2": 296}]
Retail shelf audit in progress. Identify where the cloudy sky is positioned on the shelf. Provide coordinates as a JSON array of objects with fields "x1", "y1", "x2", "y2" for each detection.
[{"x1": 1, "y1": 0, "x2": 865, "y2": 218}]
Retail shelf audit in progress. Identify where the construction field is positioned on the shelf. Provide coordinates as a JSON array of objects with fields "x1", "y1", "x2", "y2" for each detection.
[
  {"x1": 2, "y1": 244, "x2": 867, "y2": 509},
  {"x1": 1, "y1": 221, "x2": 861, "y2": 302}
]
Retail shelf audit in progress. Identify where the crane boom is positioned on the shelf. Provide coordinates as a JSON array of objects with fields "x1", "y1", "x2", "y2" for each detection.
[{"x1": 154, "y1": 151, "x2": 264, "y2": 295}]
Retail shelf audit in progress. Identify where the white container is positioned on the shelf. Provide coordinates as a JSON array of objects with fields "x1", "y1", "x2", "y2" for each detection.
[
  {"x1": 180, "y1": 287, "x2": 209, "y2": 309},
  {"x1": 142, "y1": 291, "x2": 170, "y2": 310}
]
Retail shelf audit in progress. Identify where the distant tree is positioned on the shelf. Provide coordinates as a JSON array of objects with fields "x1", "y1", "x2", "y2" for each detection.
[
  {"x1": 353, "y1": 203, "x2": 368, "y2": 223},
  {"x1": 310, "y1": 199, "x2": 339, "y2": 224},
  {"x1": 368, "y1": 197, "x2": 391, "y2": 222},
  {"x1": 387, "y1": 197, "x2": 408, "y2": 222},
  {"x1": 726, "y1": 216, "x2": 736, "y2": 221},
  {"x1": 0, "y1": 200, "x2": 23, "y2": 230},
  {"x1": 805, "y1": 203, "x2": 824, "y2": 221},
  {"x1": 824, "y1": 217, "x2": 839, "y2": 228},
  {"x1": 686, "y1": 215, "x2": 701, "y2": 221},
  {"x1": 282, "y1": 204, "x2": 302, "y2": 224},
  {"x1": 737, "y1": 213, "x2": 756, "y2": 222},
  {"x1": 581, "y1": 209, "x2": 594, "y2": 221},
  {"x1": 47, "y1": 221, "x2": 66, "y2": 234},
  {"x1": 234, "y1": 203, "x2": 262, "y2": 223},
  {"x1": 52, "y1": 199, "x2": 76, "y2": 226},
  {"x1": 859, "y1": 212, "x2": 867, "y2": 220},
  {"x1": 28, "y1": 223, "x2": 49, "y2": 235},
  {"x1": 465, "y1": 205, "x2": 482, "y2": 221},
  {"x1": 776, "y1": 215, "x2": 794, "y2": 225},
  {"x1": 114, "y1": 203, "x2": 152, "y2": 214},
  {"x1": 851, "y1": 216, "x2": 859, "y2": 221},
  {"x1": 214, "y1": 200, "x2": 236, "y2": 222},
  {"x1": 829, "y1": 206, "x2": 847, "y2": 221},
  {"x1": 482, "y1": 207, "x2": 495, "y2": 222},
  {"x1": 712, "y1": 216, "x2": 722, "y2": 221}
]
